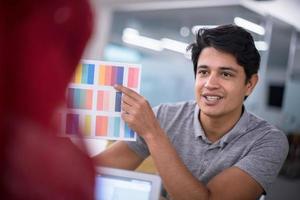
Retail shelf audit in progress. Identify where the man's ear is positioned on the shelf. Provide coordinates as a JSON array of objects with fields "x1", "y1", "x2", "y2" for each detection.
[{"x1": 246, "y1": 74, "x2": 258, "y2": 96}]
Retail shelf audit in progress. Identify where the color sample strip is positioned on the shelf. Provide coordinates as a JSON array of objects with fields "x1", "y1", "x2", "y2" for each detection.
[
  {"x1": 74, "y1": 64, "x2": 82, "y2": 83},
  {"x1": 86, "y1": 64, "x2": 95, "y2": 84},
  {"x1": 108, "y1": 117, "x2": 115, "y2": 137},
  {"x1": 108, "y1": 117, "x2": 121, "y2": 138},
  {"x1": 113, "y1": 117, "x2": 120, "y2": 137},
  {"x1": 97, "y1": 90, "x2": 110, "y2": 111},
  {"x1": 95, "y1": 116, "x2": 121, "y2": 138},
  {"x1": 97, "y1": 91, "x2": 104, "y2": 111},
  {"x1": 115, "y1": 92, "x2": 122, "y2": 112},
  {"x1": 116, "y1": 67, "x2": 124, "y2": 85},
  {"x1": 98, "y1": 65, "x2": 124, "y2": 86},
  {"x1": 96, "y1": 116, "x2": 108, "y2": 136},
  {"x1": 109, "y1": 90, "x2": 115, "y2": 111},
  {"x1": 67, "y1": 88, "x2": 93, "y2": 109},
  {"x1": 83, "y1": 115, "x2": 92, "y2": 136},
  {"x1": 124, "y1": 123, "x2": 135, "y2": 138},
  {"x1": 98, "y1": 65, "x2": 105, "y2": 85},
  {"x1": 105, "y1": 65, "x2": 112, "y2": 86},
  {"x1": 66, "y1": 114, "x2": 80, "y2": 135},
  {"x1": 111, "y1": 67, "x2": 116, "y2": 86},
  {"x1": 73, "y1": 64, "x2": 95, "y2": 84},
  {"x1": 127, "y1": 67, "x2": 139, "y2": 88},
  {"x1": 97, "y1": 90, "x2": 121, "y2": 112}
]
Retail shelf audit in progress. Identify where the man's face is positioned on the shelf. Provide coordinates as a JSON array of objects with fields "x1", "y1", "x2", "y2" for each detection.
[{"x1": 195, "y1": 47, "x2": 257, "y2": 119}]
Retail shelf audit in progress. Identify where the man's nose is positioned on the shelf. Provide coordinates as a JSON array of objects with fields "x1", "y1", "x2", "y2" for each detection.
[{"x1": 204, "y1": 74, "x2": 220, "y2": 89}]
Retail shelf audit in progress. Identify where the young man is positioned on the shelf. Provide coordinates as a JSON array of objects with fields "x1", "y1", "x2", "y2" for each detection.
[{"x1": 93, "y1": 24, "x2": 289, "y2": 200}]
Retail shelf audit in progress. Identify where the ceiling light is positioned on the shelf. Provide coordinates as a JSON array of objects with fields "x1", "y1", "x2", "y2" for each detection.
[
  {"x1": 234, "y1": 17, "x2": 265, "y2": 35},
  {"x1": 161, "y1": 38, "x2": 188, "y2": 54},
  {"x1": 122, "y1": 28, "x2": 163, "y2": 51},
  {"x1": 255, "y1": 41, "x2": 268, "y2": 51},
  {"x1": 122, "y1": 28, "x2": 190, "y2": 54}
]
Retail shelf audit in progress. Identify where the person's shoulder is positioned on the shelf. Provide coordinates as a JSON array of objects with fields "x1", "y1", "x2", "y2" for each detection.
[
  {"x1": 246, "y1": 111, "x2": 288, "y2": 147},
  {"x1": 247, "y1": 111, "x2": 280, "y2": 132}
]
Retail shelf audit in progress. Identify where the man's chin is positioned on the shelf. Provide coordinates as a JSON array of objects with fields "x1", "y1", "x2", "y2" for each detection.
[{"x1": 200, "y1": 108, "x2": 223, "y2": 118}]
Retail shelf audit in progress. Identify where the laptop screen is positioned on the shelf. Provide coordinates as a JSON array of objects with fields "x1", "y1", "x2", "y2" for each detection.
[{"x1": 95, "y1": 167, "x2": 161, "y2": 200}]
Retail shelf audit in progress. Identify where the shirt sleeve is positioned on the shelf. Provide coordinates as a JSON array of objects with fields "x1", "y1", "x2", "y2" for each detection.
[{"x1": 234, "y1": 129, "x2": 289, "y2": 194}]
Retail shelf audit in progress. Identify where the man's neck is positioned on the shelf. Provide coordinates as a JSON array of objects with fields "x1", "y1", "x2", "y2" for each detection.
[{"x1": 199, "y1": 107, "x2": 243, "y2": 143}]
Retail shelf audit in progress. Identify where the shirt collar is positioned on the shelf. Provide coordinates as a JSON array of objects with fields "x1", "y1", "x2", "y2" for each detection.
[
  {"x1": 193, "y1": 103, "x2": 210, "y2": 143},
  {"x1": 193, "y1": 103, "x2": 250, "y2": 147}
]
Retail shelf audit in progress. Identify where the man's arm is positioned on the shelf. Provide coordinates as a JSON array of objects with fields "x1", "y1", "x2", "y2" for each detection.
[
  {"x1": 115, "y1": 84, "x2": 264, "y2": 200},
  {"x1": 93, "y1": 141, "x2": 144, "y2": 170},
  {"x1": 147, "y1": 131, "x2": 263, "y2": 200}
]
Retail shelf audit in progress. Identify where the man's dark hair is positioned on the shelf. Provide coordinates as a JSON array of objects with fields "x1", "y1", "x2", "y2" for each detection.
[{"x1": 187, "y1": 24, "x2": 260, "y2": 83}]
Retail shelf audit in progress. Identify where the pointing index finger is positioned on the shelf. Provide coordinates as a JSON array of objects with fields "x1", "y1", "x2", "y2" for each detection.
[{"x1": 114, "y1": 84, "x2": 140, "y2": 100}]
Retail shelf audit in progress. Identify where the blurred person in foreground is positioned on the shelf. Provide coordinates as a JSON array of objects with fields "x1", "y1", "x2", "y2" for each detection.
[
  {"x1": 0, "y1": 0, "x2": 95, "y2": 199},
  {"x1": 94, "y1": 24, "x2": 289, "y2": 200}
]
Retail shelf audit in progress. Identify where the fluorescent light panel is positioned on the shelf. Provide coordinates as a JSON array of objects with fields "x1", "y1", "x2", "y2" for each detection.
[
  {"x1": 122, "y1": 28, "x2": 268, "y2": 54},
  {"x1": 122, "y1": 28, "x2": 189, "y2": 54},
  {"x1": 161, "y1": 38, "x2": 188, "y2": 54},
  {"x1": 234, "y1": 17, "x2": 265, "y2": 35},
  {"x1": 254, "y1": 41, "x2": 268, "y2": 51},
  {"x1": 122, "y1": 28, "x2": 162, "y2": 51}
]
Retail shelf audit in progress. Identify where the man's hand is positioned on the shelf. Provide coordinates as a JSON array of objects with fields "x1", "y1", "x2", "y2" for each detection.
[{"x1": 114, "y1": 84, "x2": 161, "y2": 140}]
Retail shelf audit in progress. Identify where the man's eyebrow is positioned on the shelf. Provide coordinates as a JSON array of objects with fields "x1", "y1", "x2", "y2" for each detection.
[
  {"x1": 196, "y1": 65, "x2": 238, "y2": 73},
  {"x1": 219, "y1": 67, "x2": 238, "y2": 73},
  {"x1": 196, "y1": 65, "x2": 208, "y2": 69}
]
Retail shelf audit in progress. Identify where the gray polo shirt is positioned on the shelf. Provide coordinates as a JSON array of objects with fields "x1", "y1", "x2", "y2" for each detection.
[{"x1": 126, "y1": 101, "x2": 289, "y2": 194}]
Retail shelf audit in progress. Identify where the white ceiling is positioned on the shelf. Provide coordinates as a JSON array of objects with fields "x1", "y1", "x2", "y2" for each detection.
[
  {"x1": 241, "y1": 0, "x2": 300, "y2": 31},
  {"x1": 95, "y1": 0, "x2": 300, "y2": 31}
]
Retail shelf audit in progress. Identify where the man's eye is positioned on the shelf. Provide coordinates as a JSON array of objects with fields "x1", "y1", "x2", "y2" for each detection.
[
  {"x1": 198, "y1": 70, "x2": 208, "y2": 76},
  {"x1": 222, "y1": 72, "x2": 232, "y2": 77}
]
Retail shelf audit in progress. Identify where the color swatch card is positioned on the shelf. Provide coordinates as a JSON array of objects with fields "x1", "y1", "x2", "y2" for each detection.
[{"x1": 59, "y1": 60, "x2": 142, "y2": 141}]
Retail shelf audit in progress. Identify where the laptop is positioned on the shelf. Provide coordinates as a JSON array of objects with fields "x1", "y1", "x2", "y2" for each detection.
[{"x1": 95, "y1": 167, "x2": 162, "y2": 200}]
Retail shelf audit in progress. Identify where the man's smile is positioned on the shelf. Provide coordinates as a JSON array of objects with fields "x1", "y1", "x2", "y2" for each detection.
[{"x1": 201, "y1": 93, "x2": 224, "y2": 105}]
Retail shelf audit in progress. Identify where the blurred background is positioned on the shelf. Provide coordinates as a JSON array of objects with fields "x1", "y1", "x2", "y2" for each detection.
[{"x1": 82, "y1": 0, "x2": 300, "y2": 199}]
